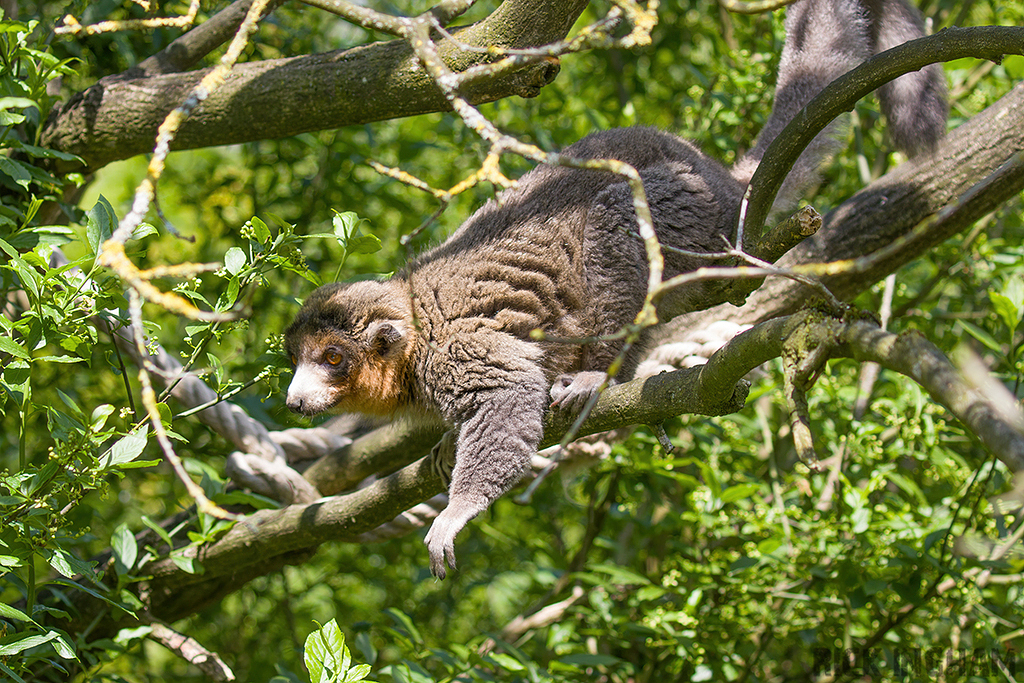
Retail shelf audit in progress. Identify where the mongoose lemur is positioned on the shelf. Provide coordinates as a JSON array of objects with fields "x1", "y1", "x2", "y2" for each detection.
[{"x1": 284, "y1": 0, "x2": 947, "y2": 578}]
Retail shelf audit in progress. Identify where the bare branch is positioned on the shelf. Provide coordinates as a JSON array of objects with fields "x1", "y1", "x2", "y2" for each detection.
[
  {"x1": 56, "y1": 0, "x2": 201, "y2": 36},
  {"x1": 657, "y1": 79, "x2": 1024, "y2": 340},
  {"x1": 135, "y1": 0, "x2": 287, "y2": 76},
  {"x1": 739, "y1": 25, "x2": 1024, "y2": 250},
  {"x1": 296, "y1": 0, "x2": 410, "y2": 36},
  {"x1": 43, "y1": 0, "x2": 588, "y2": 172},
  {"x1": 147, "y1": 622, "x2": 235, "y2": 682},
  {"x1": 718, "y1": 0, "x2": 798, "y2": 14}
]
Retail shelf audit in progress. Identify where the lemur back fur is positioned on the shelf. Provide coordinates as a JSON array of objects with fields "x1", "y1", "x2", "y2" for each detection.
[{"x1": 284, "y1": 0, "x2": 947, "y2": 579}]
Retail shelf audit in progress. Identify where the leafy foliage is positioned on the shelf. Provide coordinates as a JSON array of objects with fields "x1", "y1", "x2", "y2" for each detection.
[
  {"x1": 1, "y1": 1, "x2": 1024, "y2": 682},
  {"x1": 302, "y1": 619, "x2": 373, "y2": 683}
]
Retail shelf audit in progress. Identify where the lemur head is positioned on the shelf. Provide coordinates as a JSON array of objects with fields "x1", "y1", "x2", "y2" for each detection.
[{"x1": 284, "y1": 280, "x2": 414, "y2": 416}]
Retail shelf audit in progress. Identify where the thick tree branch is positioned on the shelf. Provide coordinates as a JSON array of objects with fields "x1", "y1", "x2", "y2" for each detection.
[
  {"x1": 740, "y1": 25, "x2": 1024, "y2": 250},
  {"x1": 42, "y1": 0, "x2": 586, "y2": 173},
  {"x1": 656, "y1": 78, "x2": 1024, "y2": 342}
]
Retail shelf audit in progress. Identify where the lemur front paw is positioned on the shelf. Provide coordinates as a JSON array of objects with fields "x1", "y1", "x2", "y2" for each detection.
[
  {"x1": 424, "y1": 499, "x2": 481, "y2": 579},
  {"x1": 549, "y1": 371, "x2": 611, "y2": 413}
]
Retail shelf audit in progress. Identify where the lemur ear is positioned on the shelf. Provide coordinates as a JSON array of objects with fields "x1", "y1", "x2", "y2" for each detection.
[{"x1": 369, "y1": 322, "x2": 404, "y2": 355}]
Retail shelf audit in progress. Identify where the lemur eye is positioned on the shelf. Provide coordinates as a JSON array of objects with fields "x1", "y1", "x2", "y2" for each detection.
[
  {"x1": 324, "y1": 349, "x2": 343, "y2": 366},
  {"x1": 290, "y1": 355, "x2": 298, "y2": 367}
]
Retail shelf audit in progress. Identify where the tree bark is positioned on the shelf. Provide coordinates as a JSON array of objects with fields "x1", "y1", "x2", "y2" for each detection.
[{"x1": 41, "y1": 0, "x2": 588, "y2": 173}]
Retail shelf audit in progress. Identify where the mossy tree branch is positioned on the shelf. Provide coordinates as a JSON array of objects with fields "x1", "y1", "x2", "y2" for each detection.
[{"x1": 41, "y1": 0, "x2": 588, "y2": 173}]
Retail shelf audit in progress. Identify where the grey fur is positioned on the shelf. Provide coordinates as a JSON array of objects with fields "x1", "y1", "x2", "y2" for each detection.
[
  {"x1": 865, "y1": 0, "x2": 948, "y2": 155},
  {"x1": 284, "y1": 0, "x2": 947, "y2": 579}
]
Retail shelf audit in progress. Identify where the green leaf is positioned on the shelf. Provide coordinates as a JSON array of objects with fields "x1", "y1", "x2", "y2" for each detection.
[
  {"x1": 305, "y1": 619, "x2": 348, "y2": 683},
  {"x1": 51, "y1": 633, "x2": 76, "y2": 659},
  {"x1": 7, "y1": 225, "x2": 75, "y2": 250},
  {"x1": 588, "y1": 563, "x2": 651, "y2": 585},
  {"x1": 635, "y1": 585, "x2": 667, "y2": 601},
  {"x1": 0, "y1": 630, "x2": 58, "y2": 656},
  {"x1": 487, "y1": 652, "x2": 525, "y2": 671},
  {"x1": 1, "y1": 359, "x2": 30, "y2": 404},
  {"x1": 1003, "y1": 276, "x2": 1024, "y2": 308},
  {"x1": 90, "y1": 404, "x2": 115, "y2": 431},
  {"x1": 729, "y1": 556, "x2": 758, "y2": 573},
  {"x1": 0, "y1": 157, "x2": 33, "y2": 190},
  {"x1": 989, "y1": 292, "x2": 1020, "y2": 332},
  {"x1": 112, "y1": 523, "x2": 138, "y2": 574},
  {"x1": 100, "y1": 426, "x2": 150, "y2": 469},
  {"x1": 9, "y1": 140, "x2": 82, "y2": 162},
  {"x1": 46, "y1": 548, "x2": 75, "y2": 579},
  {"x1": 46, "y1": 548, "x2": 98, "y2": 581},
  {"x1": 224, "y1": 247, "x2": 246, "y2": 275},
  {"x1": 223, "y1": 276, "x2": 240, "y2": 308},
  {"x1": 34, "y1": 355, "x2": 85, "y2": 364},
  {"x1": 111, "y1": 458, "x2": 161, "y2": 470},
  {"x1": 720, "y1": 483, "x2": 759, "y2": 503},
  {"x1": 132, "y1": 222, "x2": 158, "y2": 240},
  {"x1": 0, "y1": 96, "x2": 36, "y2": 111},
  {"x1": 0, "y1": 110, "x2": 25, "y2": 126},
  {"x1": 957, "y1": 320, "x2": 1003, "y2": 354},
  {"x1": 170, "y1": 551, "x2": 199, "y2": 574},
  {"x1": 0, "y1": 603, "x2": 32, "y2": 623},
  {"x1": 22, "y1": 460, "x2": 57, "y2": 496},
  {"x1": 346, "y1": 234, "x2": 382, "y2": 256},
  {"x1": 114, "y1": 625, "x2": 153, "y2": 646},
  {"x1": 0, "y1": 661, "x2": 26, "y2": 683},
  {"x1": 86, "y1": 196, "x2": 117, "y2": 256},
  {"x1": 250, "y1": 216, "x2": 271, "y2": 243},
  {"x1": 384, "y1": 608, "x2": 423, "y2": 645},
  {"x1": 140, "y1": 515, "x2": 175, "y2": 548},
  {"x1": 346, "y1": 663, "x2": 372, "y2": 682},
  {"x1": 0, "y1": 335, "x2": 29, "y2": 359},
  {"x1": 56, "y1": 388, "x2": 86, "y2": 422},
  {"x1": 354, "y1": 631, "x2": 377, "y2": 666},
  {"x1": 332, "y1": 211, "x2": 362, "y2": 242},
  {"x1": 0, "y1": 555, "x2": 22, "y2": 568}
]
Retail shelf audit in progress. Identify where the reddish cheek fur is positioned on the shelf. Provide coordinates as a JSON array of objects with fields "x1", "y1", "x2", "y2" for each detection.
[{"x1": 329, "y1": 353, "x2": 407, "y2": 416}]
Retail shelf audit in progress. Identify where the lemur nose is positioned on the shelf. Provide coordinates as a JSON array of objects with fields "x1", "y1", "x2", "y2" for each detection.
[{"x1": 286, "y1": 395, "x2": 304, "y2": 413}]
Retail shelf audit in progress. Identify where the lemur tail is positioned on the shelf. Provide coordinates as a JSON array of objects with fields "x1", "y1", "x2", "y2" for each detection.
[
  {"x1": 731, "y1": 0, "x2": 948, "y2": 210},
  {"x1": 867, "y1": 0, "x2": 948, "y2": 156}
]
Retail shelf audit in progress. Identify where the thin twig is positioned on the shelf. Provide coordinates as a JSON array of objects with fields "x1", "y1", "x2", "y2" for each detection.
[
  {"x1": 57, "y1": 0, "x2": 201, "y2": 35},
  {"x1": 718, "y1": 0, "x2": 798, "y2": 15},
  {"x1": 127, "y1": 292, "x2": 242, "y2": 522}
]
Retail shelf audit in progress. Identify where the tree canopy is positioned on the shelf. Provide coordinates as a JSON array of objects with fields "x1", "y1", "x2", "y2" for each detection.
[{"x1": 2, "y1": 0, "x2": 1024, "y2": 681}]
